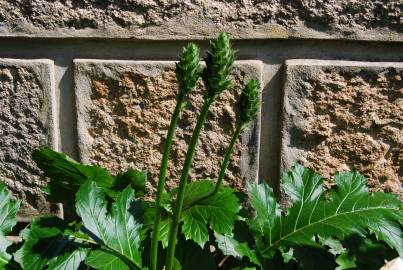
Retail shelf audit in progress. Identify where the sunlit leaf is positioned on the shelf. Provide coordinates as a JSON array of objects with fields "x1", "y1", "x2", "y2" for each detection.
[
  {"x1": 179, "y1": 180, "x2": 240, "y2": 246},
  {"x1": 0, "y1": 182, "x2": 20, "y2": 269},
  {"x1": 219, "y1": 165, "x2": 402, "y2": 268},
  {"x1": 255, "y1": 165, "x2": 403, "y2": 257},
  {"x1": 85, "y1": 250, "x2": 129, "y2": 270},
  {"x1": 76, "y1": 181, "x2": 143, "y2": 269}
]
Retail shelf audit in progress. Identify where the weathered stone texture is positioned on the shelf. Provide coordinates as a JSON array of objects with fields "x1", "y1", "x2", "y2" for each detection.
[
  {"x1": 0, "y1": 0, "x2": 401, "y2": 41},
  {"x1": 75, "y1": 60, "x2": 261, "y2": 194},
  {"x1": 282, "y1": 60, "x2": 402, "y2": 196},
  {"x1": 0, "y1": 59, "x2": 60, "y2": 220}
]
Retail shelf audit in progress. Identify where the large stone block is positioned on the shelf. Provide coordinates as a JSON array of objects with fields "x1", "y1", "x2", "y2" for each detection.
[
  {"x1": 0, "y1": 58, "x2": 60, "y2": 220},
  {"x1": 281, "y1": 60, "x2": 402, "y2": 196},
  {"x1": 0, "y1": 1, "x2": 401, "y2": 41},
  {"x1": 74, "y1": 60, "x2": 262, "y2": 194}
]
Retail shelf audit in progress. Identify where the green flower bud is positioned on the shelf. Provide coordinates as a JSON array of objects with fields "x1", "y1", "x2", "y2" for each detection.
[
  {"x1": 237, "y1": 79, "x2": 260, "y2": 127},
  {"x1": 202, "y1": 32, "x2": 235, "y2": 101},
  {"x1": 175, "y1": 43, "x2": 201, "y2": 98}
]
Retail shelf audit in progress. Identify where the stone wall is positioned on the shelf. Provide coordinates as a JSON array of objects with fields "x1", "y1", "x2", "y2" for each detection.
[
  {"x1": 74, "y1": 60, "x2": 261, "y2": 194},
  {"x1": 0, "y1": 0, "x2": 401, "y2": 219},
  {"x1": 0, "y1": 0, "x2": 401, "y2": 41},
  {"x1": 0, "y1": 59, "x2": 61, "y2": 220},
  {"x1": 281, "y1": 60, "x2": 402, "y2": 197}
]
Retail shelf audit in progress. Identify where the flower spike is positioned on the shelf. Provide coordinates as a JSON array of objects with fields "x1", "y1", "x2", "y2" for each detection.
[
  {"x1": 202, "y1": 32, "x2": 235, "y2": 101},
  {"x1": 237, "y1": 78, "x2": 260, "y2": 128},
  {"x1": 175, "y1": 43, "x2": 201, "y2": 98}
]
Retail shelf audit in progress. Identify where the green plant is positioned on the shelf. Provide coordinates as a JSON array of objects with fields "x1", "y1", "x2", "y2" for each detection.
[
  {"x1": 165, "y1": 32, "x2": 236, "y2": 270},
  {"x1": 0, "y1": 182, "x2": 20, "y2": 269},
  {"x1": 0, "y1": 33, "x2": 401, "y2": 270},
  {"x1": 150, "y1": 42, "x2": 201, "y2": 270},
  {"x1": 215, "y1": 164, "x2": 402, "y2": 269}
]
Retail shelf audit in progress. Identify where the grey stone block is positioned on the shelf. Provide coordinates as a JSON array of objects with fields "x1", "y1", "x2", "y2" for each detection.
[
  {"x1": 0, "y1": 58, "x2": 61, "y2": 221},
  {"x1": 281, "y1": 59, "x2": 403, "y2": 196},
  {"x1": 0, "y1": 1, "x2": 401, "y2": 42},
  {"x1": 74, "y1": 60, "x2": 262, "y2": 194}
]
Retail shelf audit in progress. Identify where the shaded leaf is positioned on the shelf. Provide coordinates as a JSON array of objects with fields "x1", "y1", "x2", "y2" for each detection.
[
  {"x1": 335, "y1": 252, "x2": 356, "y2": 270},
  {"x1": 113, "y1": 169, "x2": 147, "y2": 197},
  {"x1": 215, "y1": 233, "x2": 259, "y2": 266},
  {"x1": 141, "y1": 199, "x2": 171, "y2": 248},
  {"x1": 342, "y1": 234, "x2": 398, "y2": 270},
  {"x1": 292, "y1": 246, "x2": 336, "y2": 270},
  {"x1": 172, "y1": 258, "x2": 181, "y2": 270},
  {"x1": 14, "y1": 217, "x2": 84, "y2": 270},
  {"x1": 175, "y1": 239, "x2": 216, "y2": 270},
  {"x1": 33, "y1": 148, "x2": 114, "y2": 204}
]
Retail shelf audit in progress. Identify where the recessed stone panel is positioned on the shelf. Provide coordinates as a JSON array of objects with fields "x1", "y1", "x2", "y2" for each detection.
[
  {"x1": 0, "y1": 58, "x2": 60, "y2": 220},
  {"x1": 281, "y1": 60, "x2": 402, "y2": 196},
  {"x1": 74, "y1": 60, "x2": 262, "y2": 194}
]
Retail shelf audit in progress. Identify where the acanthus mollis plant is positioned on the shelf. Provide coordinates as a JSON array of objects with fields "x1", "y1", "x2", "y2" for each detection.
[
  {"x1": 0, "y1": 33, "x2": 401, "y2": 270},
  {"x1": 215, "y1": 164, "x2": 403, "y2": 269}
]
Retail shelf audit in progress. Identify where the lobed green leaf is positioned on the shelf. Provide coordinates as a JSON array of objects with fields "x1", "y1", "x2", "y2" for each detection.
[
  {"x1": 179, "y1": 180, "x2": 240, "y2": 247},
  {"x1": 256, "y1": 165, "x2": 402, "y2": 258},
  {"x1": 218, "y1": 165, "x2": 402, "y2": 268},
  {"x1": 76, "y1": 181, "x2": 143, "y2": 269}
]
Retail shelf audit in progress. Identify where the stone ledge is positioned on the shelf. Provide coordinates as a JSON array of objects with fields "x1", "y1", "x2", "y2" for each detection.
[
  {"x1": 1, "y1": 21, "x2": 401, "y2": 42},
  {"x1": 0, "y1": 58, "x2": 61, "y2": 221},
  {"x1": 281, "y1": 59, "x2": 403, "y2": 196},
  {"x1": 74, "y1": 59, "x2": 262, "y2": 194},
  {"x1": 0, "y1": 1, "x2": 401, "y2": 42}
]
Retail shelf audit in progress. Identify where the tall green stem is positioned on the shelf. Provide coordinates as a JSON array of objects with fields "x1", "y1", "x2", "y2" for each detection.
[
  {"x1": 212, "y1": 124, "x2": 243, "y2": 195},
  {"x1": 165, "y1": 101, "x2": 212, "y2": 270},
  {"x1": 150, "y1": 99, "x2": 185, "y2": 270}
]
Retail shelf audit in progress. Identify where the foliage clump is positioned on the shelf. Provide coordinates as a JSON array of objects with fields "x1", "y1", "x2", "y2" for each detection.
[{"x1": 0, "y1": 33, "x2": 401, "y2": 270}]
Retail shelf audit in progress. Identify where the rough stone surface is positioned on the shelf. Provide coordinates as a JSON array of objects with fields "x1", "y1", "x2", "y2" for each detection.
[
  {"x1": 74, "y1": 60, "x2": 261, "y2": 194},
  {"x1": 281, "y1": 60, "x2": 403, "y2": 197},
  {"x1": 0, "y1": 0, "x2": 401, "y2": 41},
  {"x1": 0, "y1": 58, "x2": 60, "y2": 220}
]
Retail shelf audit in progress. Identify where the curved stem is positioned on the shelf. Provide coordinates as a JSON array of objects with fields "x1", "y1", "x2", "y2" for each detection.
[
  {"x1": 183, "y1": 123, "x2": 243, "y2": 211},
  {"x1": 165, "y1": 101, "x2": 212, "y2": 270},
  {"x1": 150, "y1": 100, "x2": 185, "y2": 270},
  {"x1": 212, "y1": 124, "x2": 243, "y2": 195}
]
